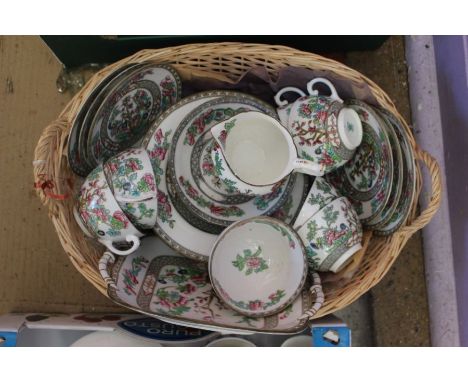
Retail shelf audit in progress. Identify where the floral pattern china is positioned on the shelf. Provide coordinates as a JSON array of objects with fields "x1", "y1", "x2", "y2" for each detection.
[
  {"x1": 166, "y1": 95, "x2": 294, "y2": 231},
  {"x1": 209, "y1": 217, "x2": 307, "y2": 317},
  {"x1": 104, "y1": 236, "x2": 316, "y2": 334},
  {"x1": 143, "y1": 91, "x2": 309, "y2": 261},
  {"x1": 326, "y1": 99, "x2": 394, "y2": 225},
  {"x1": 87, "y1": 63, "x2": 181, "y2": 166}
]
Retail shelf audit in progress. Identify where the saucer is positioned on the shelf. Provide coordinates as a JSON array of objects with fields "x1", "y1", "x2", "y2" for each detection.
[
  {"x1": 193, "y1": 137, "x2": 254, "y2": 202},
  {"x1": 167, "y1": 95, "x2": 295, "y2": 230},
  {"x1": 326, "y1": 99, "x2": 393, "y2": 224},
  {"x1": 67, "y1": 63, "x2": 140, "y2": 176},
  {"x1": 143, "y1": 91, "x2": 308, "y2": 261},
  {"x1": 366, "y1": 107, "x2": 404, "y2": 229},
  {"x1": 106, "y1": 236, "x2": 314, "y2": 335},
  {"x1": 87, "y1": 63, "x2": 182, "y2": 166},
  {"x1": 372, "y1": 108, "x2": 416, "y2": 235}
]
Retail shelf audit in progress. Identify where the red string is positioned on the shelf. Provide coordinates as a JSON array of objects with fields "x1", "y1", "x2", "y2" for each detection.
[{"x1": 34, "y1": 174, "x2": 72, "y2": 200}]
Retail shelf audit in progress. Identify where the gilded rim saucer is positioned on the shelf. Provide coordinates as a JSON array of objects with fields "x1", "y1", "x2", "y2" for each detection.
[
  {"x1": 143, "y1": 91, "x2": 308, "y2": 261},
  {"x1": 366, "y1": 107, "x2": 404, "y2": 229},
  {"x1": 326, "y1": 99, "x2": 394, "y2": 224},
  {"x1": 87, "y1": 63, "x2": 182, "y2": 166},
  {"x1": 373, "y1": 108, "x2": 417, "y2": 235},
  {"x1": 67, "y1": 63, "x2": 140, "y2": 176},
  {"x1": 167, "y1": 95, "x2": 295, "y2": 230}
]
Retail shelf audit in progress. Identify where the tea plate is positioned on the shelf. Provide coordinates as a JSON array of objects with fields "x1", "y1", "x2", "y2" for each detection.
[
  {"x1": 67, "y1": 63, "x2": 140, "y2": 176},
  {"x1": 167, "y1": 95, "x2": 294, "y2": 230},
  {"x1": 193, "y1": 136, "x2": 254, "y2": 202},
  {"x1": 144, "y1": 91, "x2": 308, "y2": 261},
  {"x1": 373, "y1": 108, "x2": 416, "y2": 235},
  {"x1": 366, "y1": 107, "x2": 404, "y2": 229},
  {"x1": 106, "y1": 236, "x2": 314, "y2": 335},
  {"x1": 88, "y1": 63, "x2": 182, "y2": 166},
  {"x1": 326, "y1": 99, "x2": 393, "y2": 224}
]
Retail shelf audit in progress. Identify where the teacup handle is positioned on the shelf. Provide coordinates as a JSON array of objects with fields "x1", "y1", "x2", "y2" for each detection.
[
  {"x1": 274, "y1": 87, "x2": 306, "y2": 107},
  {"x1": 99, "y1": 252, "x2": 117, "y2": 289},
  {"x1": 99, "y1": 234, "x2": 141, "y2": 256},
  {"x1": 292, "y1": 158, "x2": 323, "y2": 177},
  {"x1": 306, "y1": 78, "x2": 343, "y2": 103}
]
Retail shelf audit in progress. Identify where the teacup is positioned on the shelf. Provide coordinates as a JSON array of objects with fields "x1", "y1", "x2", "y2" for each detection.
[
  {"x1": 75, "y1": 164, "x2": 144, "y2": 255},
  {"x1": 104, "y1": 148, "x2": 157, "y2": 202},
  {"x1": 281, "y1": 335, "x2": 311, "y2": 347},
  {"x1": 206, "y1": 337, "x2": 256, "y2": 347},
  {"x1": 209, "y1": 216, "x2": 307, "y2": 317},
  {"x1": 104, "y1": 148, "x2": 158, "y2": 229},
  {"x1": 296, "y1": 196, "x2": 362, "y2": 273},
  {"x1": 209, "y1": 111, "x2": 341, "y2": 188},
  {"x1": 275, "y1": 78, "x2": 363, "y2": 175},
  {"x1": 293, "y1": 176, "x2": 341, "y2": 231}
]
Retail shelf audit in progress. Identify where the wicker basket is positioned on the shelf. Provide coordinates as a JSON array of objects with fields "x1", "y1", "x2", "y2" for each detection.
[{"x1": 33, "y1": 43, "x2": 441, "y2": 318}]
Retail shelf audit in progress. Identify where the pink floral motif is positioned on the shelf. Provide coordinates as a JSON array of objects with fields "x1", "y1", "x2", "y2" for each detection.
[
  {"x1": 249, "y1": 300, "x2": 263, "y2": 311},
  {"x1": 126, "y1": 158, "x2": 141, "y2": 171},
  {"x1": 155, "y1": 128, "x2": 163, "y2": 144},
  {"x1": 113, "y1": 211, "x2": 129, "y2": 228},
  {"x1": 142, "y1": 173, "x2": 156, "y2": 192},
  {"x1": 246, "y1": 258, "x2": 261, "y2": 268}
]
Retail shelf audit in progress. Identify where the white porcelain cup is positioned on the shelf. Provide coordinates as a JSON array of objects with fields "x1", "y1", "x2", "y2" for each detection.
[
  {"x1": 296, "y1": 196, "x2": 363, "y2": 273},
  {"x1": 281, "y1": 335, "x2": 312, "y2": 347},
  {"x1": 206, "y1": 337, "x2": 256, "y2": 347},
  {"x1": 75, "y1": 164, "x2": 144, "y2": 255},
  {"x1": 293, "y1": 177, "x2": 341, "y2": 231},
  {"x1": 274, "y1": 78, "x2": 363, "y2": 176},
  {"x1": 104, "y1": 148, "x2": 158, "y2": 230},
  {"x1": 210, "y1": 111, "x2": 337, "y2": 187}
]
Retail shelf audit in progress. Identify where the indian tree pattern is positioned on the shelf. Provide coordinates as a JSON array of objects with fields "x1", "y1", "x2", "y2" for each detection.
[
  {"x1": 356, "y1": 108, "x2": 369, "y2": 122},
  {"x1": 122, "y1": 256, "x2": 149, "y2": 296},
  {"x1": 291, "y1": 103, "x2": 344, "y2": 173},
  {"x1": 272, "y1": 194, "x2": 294, "y2": 222},
  {"x1": 348, "y1": 141, "x2": 378, "y2": 190},
  {"x1": 147, "y1": 128, "x2": 171, "y2": 186},
  {"x1": 232, "y1": 247, "x2": 269, "y2": 275},
  {"x1": 203, "y1": 146, "x2": 239, "y2": 194},
  {"x1": 105, "y1": 156, "x2": 156, "y2": 199},
  {"x1": 305, "y1": 199, "x2": 361, "y2": 257},
  {"x1": 159, "y1": 76, "x2": 177, "y2": 111},
  {"x1": 216, "y1": 119, "x2": 236, "y2": 149},
  {"x1": 183, "y1": 107, "x2": 248, "y2": 146},
  {"x1": 121, "y1": 202, "x2": 155, "y2": 228},
  {"x1": 278, "y1": 304, "x2": 294, "y2": 320},
  {"x1": 305, "y1": 246, "x2": 320, "y2": 269},
  {"x1": 153, "y1": 264, "x2": 221, "y2": 319},
  {"x1": 108, "y1": 89, "x2": 153, "y2": 142},
  {"x1": 179, "y1": 176, "x2": 245, "y2": 217},
  {"x1": 307, "y1": 178, "x2": 340, "y2": 211},
  {"x1": 156, "y1": 190, "x2": 175, "y2": 228},
  {"x1": 256, "y1": 220, "x2": 296, "y2": 249},
  {"x1": 78, "y1": 169, "x2": 131, "y2": 237},
  {"x1": 215, "y1": 279, "x2": 286, "y2": 312},
  {"x1": 252, "y1": 181, "x2": 284, "y2": 211}
]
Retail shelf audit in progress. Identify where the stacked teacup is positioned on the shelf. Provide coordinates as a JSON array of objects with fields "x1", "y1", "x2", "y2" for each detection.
[
  {"x1": 74, "y1": 148, "x2": 158, "y2": 256},
  {"x1": 293, "y1": 177, "x2": 362, "y2": 273}
]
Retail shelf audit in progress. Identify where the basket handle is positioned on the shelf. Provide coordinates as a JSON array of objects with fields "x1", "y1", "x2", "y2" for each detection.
[
  {"x1": 299, "y1": 272, "x2": 325, "y2": 322},
  {"x1": 400, "y1": 147, "x2": 442, "y2": 236},
  {"x1": 98, "y1": 252, "x2": 118, "y2": 290}
]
